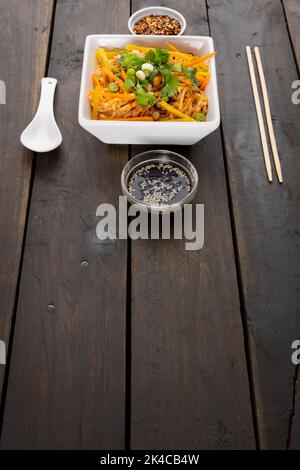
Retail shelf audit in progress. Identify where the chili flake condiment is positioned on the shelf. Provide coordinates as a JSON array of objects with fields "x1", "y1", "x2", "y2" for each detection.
[{"x1": 133, "y1": 15, "x2": 181, "y2": 36}]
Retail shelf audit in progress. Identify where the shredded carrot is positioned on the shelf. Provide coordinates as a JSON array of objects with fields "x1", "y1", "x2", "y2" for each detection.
[
  {"x1": 103, "y1": 67, "x2": 126, "y2": 91},
  {"x1": 159, "y1": 101, "x2": 196, "y2": 121},
  {"x1": 196, "y1": 63, "x2": 209, "y2": 71},
  {"x1": 96, "y1": 47, "x2": 111, "y2": 68},
  {"x1": 167, "y1": 42, "x2": 181, "y2": 52},
  {"x1": 106, "y1": 50, "x2": 119, "y2": 57},
  {"x1": 185, "y1": 52, "x2": 217, "y2": 68},
  {"x1": 153, "y1": 75, "x2": 162, "y2": 87},
  {"x1": 125, "y1": 44, "x2": 149, "y2": 52},
  {"x1": 200, "y1": 75, "x2": 210, "y2": 90},
  {"x1": 168, "y1": 50, "x2": 194, "y2": 59},
  {"x1": 102, "y1": 91, "x2": 135, "y2": 99},
  {"x1": 92, "y1": 85, "x2": 101, "y2": 119},
  {"x1": 92, "y1": 74, "x2": 100, "y2": 87},
  {"x1": 196, "y1": 70, "x2": 210, "y2": 78},
  {"x1": 184, "y1": 59, "x2": 202, "y2": 67},
  {"x1": 105, "y1": 117, "x2": 153, "y2": 121},
  {"x1": 197, "y1": 51, "x2": 217, "y2": 63},
  {"x1": 121, "y1": 69, "x2": 127, "y2": 81}
]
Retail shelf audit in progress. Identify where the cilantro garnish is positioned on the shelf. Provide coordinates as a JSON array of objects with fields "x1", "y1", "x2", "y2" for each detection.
[
  {"x1": 169, "y1": 63, "x2": 199, "y2": 89},
  {"x1": 181, "y1": 65, "x2": 199, "y2": 89},
  {"x1": 135, "y1": 88, "x2": 157, "y2": 107},
  {"x1": 124, "y1": 75, "x2": 136, "y2": 90},
  {"x1": 145, "y1": 48, "x2": 170, "y2": 65},
  {"x1": 161, "y1": 74, "x2": 179, "y2": 98},
  {"x1": 120, "y1": 53, "x2": 143, "y2": 71}
]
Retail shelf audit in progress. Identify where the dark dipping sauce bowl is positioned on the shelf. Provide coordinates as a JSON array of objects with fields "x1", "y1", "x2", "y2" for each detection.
[{"x1": 121, "y1": 150, "x2": 198, "y2": 213}]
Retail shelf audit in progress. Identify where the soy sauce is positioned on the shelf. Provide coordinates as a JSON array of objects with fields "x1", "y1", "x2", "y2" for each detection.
[{"x1": 128, "y1": 161, "x2": 191, "y2": 206}]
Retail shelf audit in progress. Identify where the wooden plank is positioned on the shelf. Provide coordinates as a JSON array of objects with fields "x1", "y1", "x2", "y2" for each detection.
[
  {"x1": 283, "y1": 0, "x2": 300, "y2": 70},
  {"x1": 0, "y1": 0, "x2": 54, "y2": 411},
  {"x1": 282, "y1": 0, "x2": 300, "y2": 451},
  {"x1": 0, "y1": 0, "x2": 129, "y2": 449},
  {"x1": 130, "y1": 0, "x2": 256, "y2": 450},
  {"x1": 207, "y1": 0, "x2": 300, "y2": 449}
]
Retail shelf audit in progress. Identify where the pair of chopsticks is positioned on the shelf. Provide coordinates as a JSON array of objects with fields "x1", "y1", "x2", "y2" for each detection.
[{"x1": 246, "y1": 46, "x2": 282, "y2": 183}]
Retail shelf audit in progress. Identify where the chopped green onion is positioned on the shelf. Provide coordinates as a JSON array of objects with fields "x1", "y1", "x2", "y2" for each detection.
[
  {"x1": 142, "y1": 63, "x2": 154, "y2": 72},
  {"x1": 171, "y1": 63, "x2": 182, "y2": 72},
  {"x1": 143, "y1": 69, "x2": 151, "y2": 78},
  {"x1": 108, "y1": 82, "x2": 118, "y2": 93},
  {"x1": 136, "y1": 70, "x2": 146, "y2": 81},
  {"x1": 193, "y1": 113, "x2": 207, "y2": 122}
]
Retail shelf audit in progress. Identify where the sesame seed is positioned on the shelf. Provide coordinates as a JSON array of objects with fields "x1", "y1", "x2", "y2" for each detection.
[{"x1": 128, "y1": 162, "x2": 191, "y2": 207}]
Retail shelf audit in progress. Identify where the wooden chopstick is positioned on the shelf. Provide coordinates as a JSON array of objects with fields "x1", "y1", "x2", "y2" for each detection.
[
  {"x1": 246, "y1": 46, "x2": 272, "y2": 182},
  {"x1": 254, "y1": 46, "x2": 283, "y2": 183}
]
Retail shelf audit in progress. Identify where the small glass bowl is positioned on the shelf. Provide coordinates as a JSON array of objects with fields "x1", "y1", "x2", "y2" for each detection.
[
  {"x1": 121, "y1": 150, "x2": 198, "y2": 213},
  {"x1": 128, "y1": 6, "x2": 186, "y2": 36}
]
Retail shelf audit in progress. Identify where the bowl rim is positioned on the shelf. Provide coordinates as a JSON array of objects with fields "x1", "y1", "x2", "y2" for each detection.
[
  {"x1": 121, "y1": 149, "x2": 198, "y2": 212},
  {"x1": 128, "y1": 6, "x2": 186, "y2": 36}
]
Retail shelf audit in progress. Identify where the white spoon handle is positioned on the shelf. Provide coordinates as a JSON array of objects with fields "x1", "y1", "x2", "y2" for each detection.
[{"x1": 36, "y1": 78, "x2": 57, "y2": 117}]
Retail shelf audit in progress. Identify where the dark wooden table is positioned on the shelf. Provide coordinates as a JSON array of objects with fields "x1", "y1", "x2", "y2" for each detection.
[{"x1": 0, "y1": 0, "x2": 299, "y2": 450}]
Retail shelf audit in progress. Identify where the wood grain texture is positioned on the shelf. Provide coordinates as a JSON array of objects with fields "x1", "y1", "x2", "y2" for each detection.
[
  {"x1": 282, "y1": 0, "x2": 300, "y2": 451},
  {"x1": 207, "y1": 0, "x2": 300, "y2": 449},
  {"x1": 0, "y1": 0, "x2": 129, "y2": 449},
  {"x1": 0, "y1": 0, "x2": 54, "y2": 410},
  {"x1": 130, "y1": 0, "x2": 255, "y2": 450},
  {"x1": 283, "y1": 0, "x2": 300, "y2": 70}
]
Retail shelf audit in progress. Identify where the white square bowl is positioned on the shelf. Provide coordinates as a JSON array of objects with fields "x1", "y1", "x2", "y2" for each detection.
[{"x1": 78, "y1": 35, "x2": 220, "y2": 145}]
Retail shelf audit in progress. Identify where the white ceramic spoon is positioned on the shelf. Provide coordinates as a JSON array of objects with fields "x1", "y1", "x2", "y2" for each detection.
[{"x1": 20, "y1": 78, "x2": 62, "y2": 153}]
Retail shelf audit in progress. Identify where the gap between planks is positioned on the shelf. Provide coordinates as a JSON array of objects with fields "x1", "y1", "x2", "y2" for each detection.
[{"x1": 205, "y1": 0, "x2": 260, "y2": 450}]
